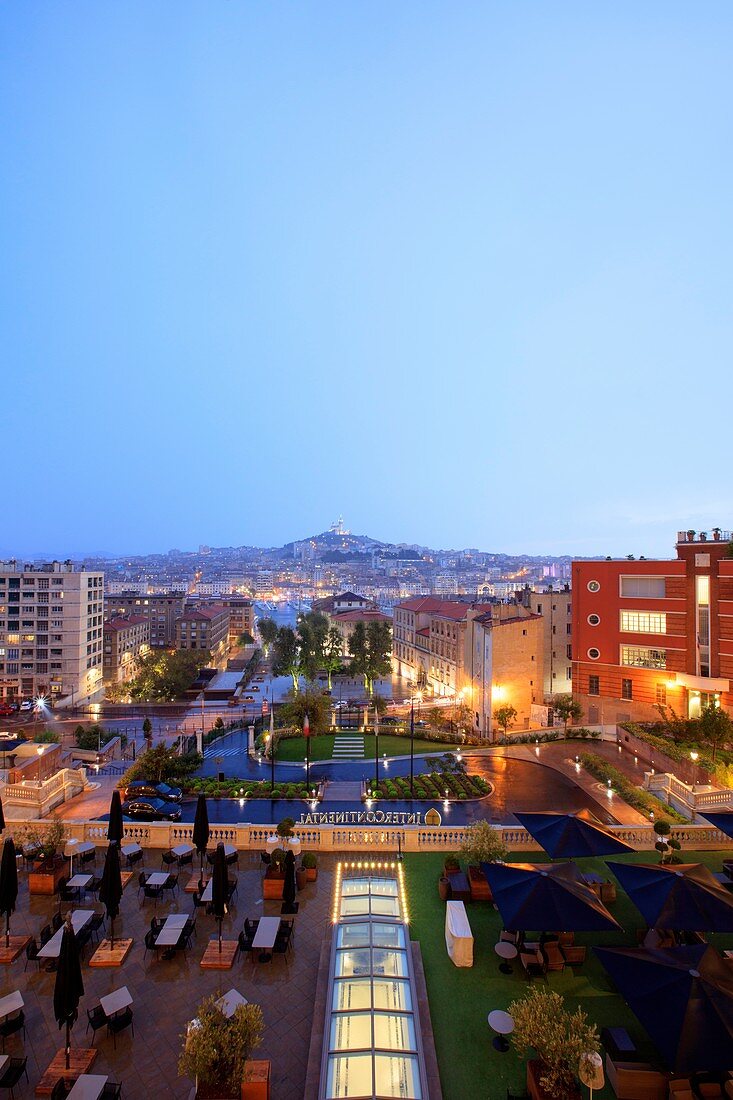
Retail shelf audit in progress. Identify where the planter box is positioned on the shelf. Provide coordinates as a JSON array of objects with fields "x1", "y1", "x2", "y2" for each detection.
[
  {"x1": 527, "y1": 1059, "x2": 581, "y2": 1100},
  {"x1": 242, "y1": 1060, "x2": 270, "y2": 1100},
  {"x1": 305, "y1": 866, "x2": 318, "y2": 882},
  {"x1": 29, "y1": 856, "x2": 66, "y2": 896},
  {"x1": 262, "y1": 873, "x2": 284, "y2": 900}
]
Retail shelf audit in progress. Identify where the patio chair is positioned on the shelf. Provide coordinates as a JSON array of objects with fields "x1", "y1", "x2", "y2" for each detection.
[
  {"x1": 107, "y1": 1005, "x2": 134, "y2": 1049},
  {"x1": 51, "y1": 912, "x2": 63, "y2": 933},
  {"x1": 273, "y1": 936, "x2": 291, "y2": 964},
  {"x1": 192, "y1": 890, "x2": 205, "y2": 910},
  {"x1": 39, "y1": 924, "x2": 52, "y2": 946},
  {"x1": 59, "y1": 879, "x2": 76, "y2": 904},
  {"x1": 141, "y1": 884, "x2": 162, "y2": 906},
  {"x1": 50, "y1": 1079, "x2": 69, "y2": 1100},
  {"x1": 177, "y1": 850, "x2": 193, "y2": 869},
  {"x1": 100, "y1": 1083, "x2": 122, "y2": 1098},
  {"x1": 137, "y1": 872, "x2": 149, "y2": 899},
  {"x1": 80, "y1": 847, "x2": 96, "y2": 867},
  {"x1": 183, "y1": 917, "x2": 196, "y2": 945},
  {"x1": 143, "y1": 929, "x2": 158, "y2": 960},
  {"x1": 24, "y1": 939, "x2": 41, "y2": 972},
  {"x1": 0, "y1": 1011, "x2": 25, "y2": 1051},
  {"x1": 86, "y1": 1005, "x2": 109, "y2": 1044},
  {"x1": 519, "y1": 951, "x2": 546, "y2": 981},
  {"x1": 89, "y1": 912, "x2": 106, "y2": 942},
  {"x1": 0, "y1": 1056, "x2": 28, "y2": 1099},
  {"x1": 86, "y1": 875, "x2": 103, "y2": 897},
  {"x1": 225, "y1": 850, "x2": 239, "y2": 868},
  {"x1": 281, "y1": 900, "x2": 299, "y2": 915},
  {"x1": 238, "y1": 928, "x2": 255, "y2": 954},
  {"x1": 500, "y1": 929, "x2": 519, "y2": 945},
  {"x1": 161, "y1": 850, "x2": 176, "y2": 871},
  {"x1": 163, "y1": 873, "x2": 179, "y2": 897},
  {"x1": 561, "y1": 945, "x2": 587, "y2": 966},
  {"x1": 76, "y1": 928, "x2": 92, "y2": 959},
  {"x1": 126, "y1": 847, "x2": 143, "y2": 870},
  {"x1": 542, "y1": 941, "x2": 565, "y2": 972},
  {"x1": 150, "y1": 917, "x2": 165, "y2": 932}
]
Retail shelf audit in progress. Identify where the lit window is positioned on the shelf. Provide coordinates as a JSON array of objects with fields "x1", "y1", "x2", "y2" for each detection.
[
  {"x1": 620, "y1": 646, "x2": 666, "y2": 670},
  {"x1": 620, "y1": 611, "x2": 667, "y2": 634}
]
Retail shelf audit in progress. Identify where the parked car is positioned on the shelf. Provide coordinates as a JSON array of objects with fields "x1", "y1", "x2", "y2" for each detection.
[
  {"x1": 0, "y1": 702, "x2": 15, "y2": 717},
  {"x1": 243, "y1": 695, "x2": 255, "y2": 702},
  {"x1": 380, "y1": 715, "x2": 402, "y2": 725},
  {"x1": 321, "y1": 689, "x2": 332, "y2": 696},
  {"x1": 124, "y1": 780, "x2": 182, "y2": 803},
  {"x1": 19, "y1": 700, "x2": 33, "y2": 712},
  {"x1": 122, "y1": 798, "x2": 182, "y2": 822},
  {"x1": 248, "y1": 685, "x2": 260, "y2": 692},
  {"x1": 333, "y1": 700, "x2": 349, "y2": 710}
]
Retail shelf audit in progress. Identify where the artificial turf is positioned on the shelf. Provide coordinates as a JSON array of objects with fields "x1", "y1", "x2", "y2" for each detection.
[
  {"x1": 273, "y1": 733, "x2": 441, "y2": 761},
  {"x1": 402, "y1": 849, "x2": 733, "y2": 1100}
]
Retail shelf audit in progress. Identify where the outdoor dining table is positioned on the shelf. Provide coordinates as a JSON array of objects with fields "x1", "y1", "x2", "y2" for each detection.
[
  {"x1": 145, "y1": 872, "x2": 170, "y2": 887},
  {"x1": 121, "y1": 842, "x2": 142, "y2": 858},
  {"x1": 172, "y1": 843, "x2": 194, "y2": 859},
  {"x1": 494, "y1": 941, "x2": 518, "y2": 974},
  {"x1": 66, "y1": 1074, "x2": 109, "y2": 1100},
  {"x1": 100, "y1": 986, "x2": 132, "y2": 1018},
  {"x1": 265, "y1": 835, "x2": 301, "y2": 856},
  {"x1": 200, "y1": 879, "x2": 214, "y2": 903},
  {"x1": 251, "y1": 917, "x2": 281, "y2": 953},
  {"x1": 67, "y1": 873, "x2": 93, "y2": 899},
  {"x1": 39, "y1": 910, "x2": 95, "y2": 958},
  {"x1": 0, "y1": 991, "x2": 23, "y2": 1020},
  {"x1": 64, "y1": 840, "x2": 95, "y2": 877},
  {"x1": 155, "y1": 914, "x2": 189, "y2": 947},
  {"x1": 488, "y1": 1009, "x2": 514, "y2": 1053},
  {"x1": 216, "y1": 989, "x2": 248, "y2": 1018}
]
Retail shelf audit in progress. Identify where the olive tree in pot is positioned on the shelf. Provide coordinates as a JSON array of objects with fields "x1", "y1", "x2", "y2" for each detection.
[
  {"x1": 179, "y1": 994, "x2": 264, "y2": 1099},
  {"x1": 653, "y1": 819, "x2": 682, "y2": 864},
  {"x1": 509, "y1": 986, "x2": 599, "y2": 1100},
  {"x1": 301, "y1": 851, "x2": 318, "y2": 882},
  {"x1": 459, "y1": 820, "x2": 508, "y2": 867}
]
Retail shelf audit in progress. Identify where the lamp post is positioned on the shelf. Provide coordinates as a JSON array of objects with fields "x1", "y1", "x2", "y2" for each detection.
[
  {"x1": 409, "y1": 699, "x2": 415, "y2": 794},
  {"x1": 304, "y1": 712, "x2": 310, "y2": 790},
  {"x1": 690, "y1": 750, "x2": 699, "y2": 793},
  {"x1": 374, "y1": 706, "x2": 379, "y2": 792},
  {"x1": 36, "y1": 744, "x2": 44, "y2": 783}
]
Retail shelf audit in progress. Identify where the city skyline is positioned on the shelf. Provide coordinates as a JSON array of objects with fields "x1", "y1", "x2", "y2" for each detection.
[{"x1": 2, "y1": 4, "x2": 732, "y2": 557}]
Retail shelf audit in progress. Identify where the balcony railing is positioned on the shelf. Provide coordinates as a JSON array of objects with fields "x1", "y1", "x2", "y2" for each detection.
[{"x1": 677, "y1": 530, "x2": 731, "y2": 544}]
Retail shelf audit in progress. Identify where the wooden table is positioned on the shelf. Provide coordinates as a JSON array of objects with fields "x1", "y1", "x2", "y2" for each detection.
[
  {"x1": 35, "y1": 1048, "x2": 97, "y2": 1096},
  {"x1": 0, "y1": 991, "x2": 23, "y2": 1019},
  {"x1": 156, "y1": 914, "x2": 188, "y2": 947},
  {"x1": 66, "y1": 1075, "x2": 108, "y2": 1099},
  {"x1": 100, "y1": 986, "x2": 132, "y2": 1018},
  {"x1": 39, "y1": 911, "x2": 95, "y2": 958},
  {"x1": 251, "y1": 917, "x2": 280, "y2": 951}
]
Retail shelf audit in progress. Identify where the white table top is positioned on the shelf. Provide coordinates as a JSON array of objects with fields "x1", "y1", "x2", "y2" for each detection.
[
  {"x1": 172, "y1": 843, "x2": 194, "y2": 858},
  {"x1": 265, "y1": 835, "x2": 301, "y2": 854},
  {"x1": 121, "y1": 842, "x2": 141, "y2": 856},
  {"x1": 67, "y1": 874, "x2": 92, "y2": 889},
  {"x1": 38, "y1": 911, "x2": 95, "y2": 958},
  {"x1": 66, "y1": 1075, "x2": 108, "y2": 1100},
  {"x1": 0, "y1": 1056, "x2": 7, "y2": 1076},
  {"x1": 208, "y1": 844, "x2": 236, "y2": 859},
  {"x1": 252, "y1": 917, "x2": 280, "y2": 950},
  {"x1": 201, "y1": 879, "x2": 213, "y2": 902},
  {"x1": 100, "y1": 986, "x2": 132, "y2": 1017},
  {"x1": 488, "y1": 1010, "x2": 514, "y2": 1036},
  {"x1": 494, "y1": 941, "x2": 518, "y2": 960},
  {"x1": 146, "y1": 872, "x2": 170, "y2": 887},
  {"x1": 64, "y1": 840, "x2": 95, "y2": 855},
  {"x1": 156, "y1": 914, "x2": 189, "y2": 947},
  {"x1": 0, "y1": 991, "x2": 23, "y2": 1019},
  {"x1": 216, "y1": 988, "x2": 248, "y2": 1018}
]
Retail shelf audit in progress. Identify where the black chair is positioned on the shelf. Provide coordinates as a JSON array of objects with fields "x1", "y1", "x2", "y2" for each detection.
[
  {"x1": 24, "y1": 939, "x2": 41, "y2": 972},
  {"x1": 89, "y1": 912, "x2": 105, "y2": 942},
  {"x1": 260, "y1": 853, "x2": 271, "y2": 874},
  {"x1": 0, "y1": 1056, "x2": 28, "y2": 1098},
  {"x1": 143, "y1": 929, "x2": 158, "y2": 959},
  {"x1": 163, "y1": 874, "x2": 178, "y2": 898},
  {"x1": 141, "y1": 884, "x2": 161, "y2": 907},
  {"x1": 225, "y1": 850, "x2": 238, "y2": 868},
  {"x1": 126, "y1": 848, "x2": 143, "y2": 870},
  {"x1": 51, "y1": 911, "x2": 63, "y2": 933},
  {"x1": 227, "y1": 876, "x2": 238, "y2": 900},
  {"x1": 192, "y1": 891, "x2": 205, "y2": 911},
  {"x1": 76, "y1": 927, "x2": 92, "y2": 959},
  {"x1": 59, "y1": 878, "x2": 76, "y2": 904},
  {"x1": 80, "y1": 847, "x2": 96, "y2": 867},
  {"x1": 178, "y1": 850, "x2": 193, "y2": 869},
  {"x1": 86, "y1": 1005, "x2": 108, "y2": 1044},
  {"x1": 0, "y1": 1011, "x2": 25, "y2": 1051},
  {"x1": 206, "y1": 850, "x2": 216, "y2": 866},
  {"x1": 50, "y1": 1078, "x2": 69, "y2": 1100},
  {"x1": 150, "y1": 917, "x2": 165, "y2": 932},
  {"x1": 107, "y1": 1005, "x2": 133, "y2": 1049},
  {"x1": 161, "y1": 850, "x2": 176, "y2": 870},
  {"x1": 86, "y1": 875, "x2": 103, "y2": 897},
  {"x1": 137, "y1": 871, "x2": 149, "y2": 899},
  {"x1": 238, "y1": 928, "x2": 254, "y2": 954},
  {"x1": 183, "y1": 916, "x2": 196, "y2": 944},
  {"x1": 281, "y1": 900, "x2": 299, "y2": 915},
  {"x1": 100, "y1": 1084, "x2": 122, "y2": 1099},
  {"x1": 39, "y1": 923, "x2": 52, "y2": 946}
]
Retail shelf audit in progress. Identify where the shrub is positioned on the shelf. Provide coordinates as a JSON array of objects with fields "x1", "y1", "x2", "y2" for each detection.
[
  {"x1": 580, "y1": 753, "x2": 687, "y2": 823},
  {"x1": 509, "y1": 986, "x2": 599, "y2": 1099},
  {"x1": 179, "y1": 995, "x2": 263, "y2": 1095}
]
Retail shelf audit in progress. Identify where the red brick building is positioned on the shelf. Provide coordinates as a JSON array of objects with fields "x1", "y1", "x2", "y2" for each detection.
[{"x1": 572, "y1": 529, "x2": 733, "y2": 724}]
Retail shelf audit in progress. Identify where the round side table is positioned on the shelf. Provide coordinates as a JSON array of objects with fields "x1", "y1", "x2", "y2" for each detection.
[
  {"x1": 488, "y1": 1009, "x2": 514, "y2": 1053},
  {"x1": 494, "y1": 940, "x2": 518, "y2": 974}
]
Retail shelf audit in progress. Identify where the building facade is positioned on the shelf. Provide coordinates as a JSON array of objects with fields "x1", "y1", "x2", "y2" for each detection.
[
  {"x1": 572, "y1": 529, "x2": 733, "y2": 724},
  {"x1": 175, "y1": 606, "x2": 230, "y2": 666},
  {"x1": 515, "y1": 586, "x2": 573, "y2": 698},
  {"x1": 104, "y1": 592, "x2": 186, "y2": 648},
  {"x1": 468, "y1": 608, "x2": 544, "y2": 739},
  {"x1": 211, "y1": 596, "x2": 255, "y2": 646},
  {"x1": 0, "y1": 561, "x2": 104, "y2": 705},
  {"x1": 330, "y1": 609, "x2": 392, "y2": 657},
  {"x1": 102, "y1": 615, "x2": 151, "y2": 684}
]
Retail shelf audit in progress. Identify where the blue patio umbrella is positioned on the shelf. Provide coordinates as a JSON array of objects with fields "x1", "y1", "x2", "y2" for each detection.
[
  {"x1": 480, "y1": 861, "x2": 621, "y2": 932},
  {"x1": 595, "y1": 944, "x2": 733, "y2": 1073},
  {"x1": 515, "y1": 811, "x2": 635, "y2": 859},
  {"x1": 700, "y1": 812, "x2": 733, "y2": 840},
  {"x1": 607, "y1": 861, "x2": 733, "y2": 932}
]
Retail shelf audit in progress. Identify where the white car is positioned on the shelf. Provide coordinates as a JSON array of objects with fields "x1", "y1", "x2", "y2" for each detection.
[
  {"x1": 19, "y1": 700, "x2": 33, "y2": 712},
  {"x1": 333, "y1": 700, "x2": 349, "y2": 709}
]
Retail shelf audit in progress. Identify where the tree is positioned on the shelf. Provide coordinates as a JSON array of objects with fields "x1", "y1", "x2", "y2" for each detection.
[
  {"x1": 121, "y1": 744, "x2": 202, "y2": 786},
  {"x1": 322, "y1": 627, "x2": 343, "y2": 690},
  {"x1": 698, "y1": 702, "x2": 733, "y2": 763},
  {"x1": 509, "y1": 986, "x2": 599, "y2": 1099},
  {"x1": 278, "y1": 687, "x2": 332, "y2": 737},
  {"x1": 494, "y1": 704, "x2": 517, "y2": 737},
  {"x1": 142, "y1": 718, "x2": 153, "y2": 747},
  {"x1": 122, "y1": 649, "x2": 211, "y2": 702},
  {"x1": 257, "y1": 617, "x2": 278, "y2": 656},
  {"x1": 349, "y1": 622, "x2": 369, "y2": 691},
  {"x1": 236, "y1": 631, "x2": 254, "y2": 647},
  {"x1": 459, "y1": 820, "x2": 509, "y2": 865},
  {"x1": 349, "y1": 620, "x2": 393, "y2": 696},
  {"x1": 75, "y1": 724, "x2": 114, "y2": 751},
  {"x1": 552, "y1": 694, "x2": 583, "y2": 734},
  {"x1": 271, "y1": 627, "x2": 302, "y2": 693}
]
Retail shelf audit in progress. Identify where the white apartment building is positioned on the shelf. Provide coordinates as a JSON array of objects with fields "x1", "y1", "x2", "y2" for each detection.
[{"x1": 0, "y1": 561, "x2": 105, "y2": 705}]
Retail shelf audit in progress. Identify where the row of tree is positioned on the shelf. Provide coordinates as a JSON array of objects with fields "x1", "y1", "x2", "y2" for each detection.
[
  {"x1": 262, "y1": 612, "x2": 392, "y2": 696},
  {"x1": 106, "y1": 648, "x2": 211, "y2": 703}
]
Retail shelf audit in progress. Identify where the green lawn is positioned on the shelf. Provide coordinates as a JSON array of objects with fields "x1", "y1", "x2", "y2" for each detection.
[
  {"x1": 273, "y1": 733, "x2": 440, "y2": 761},
  {"x1": 403, "y1": 850, "x2": 733, "y2": 1100}
]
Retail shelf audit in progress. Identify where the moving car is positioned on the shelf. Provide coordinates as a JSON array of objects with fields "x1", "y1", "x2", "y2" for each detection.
[
  {"x1": 121, "y1": 797, "x2": 182, "y2": 822},
  {"x1": 124, "y1": 780, "x2": 182, "y2": 803}
]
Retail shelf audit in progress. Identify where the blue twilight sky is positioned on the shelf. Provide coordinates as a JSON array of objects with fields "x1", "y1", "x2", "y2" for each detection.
[{"x1": 1, "y1": 3, "x2": 732, "y2": 560}]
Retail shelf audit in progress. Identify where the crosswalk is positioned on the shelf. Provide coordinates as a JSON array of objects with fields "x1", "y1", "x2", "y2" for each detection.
[
  {"x1": 331, "y1": 735, "x2": 365, "y2": 760},
  {"x1": 203, "y1": 745, "x2": 244, "y2": 759}
]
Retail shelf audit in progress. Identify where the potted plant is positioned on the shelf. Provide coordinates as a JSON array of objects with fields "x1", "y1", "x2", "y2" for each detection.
[
  {"x1": 179, "y1": 994, "x2": 264, "y2": 1099},
  {"x1": 263, "y1": 846, "x2": 286, "y2": 899},
  {"x1": 459, "y1": 820, "x2": 507, "y2": 901},
  {"x1": 21, "y1": 819, "x2": 68, "y2": 895},
  {"x1": 301, "y1": 851, "x2": 318, "y2": 883},
  {"x1": 687, "y1": 529, "x2": 696, "y2": 542},
  {"x1": 443, "y1": 854, "x2": 460, "y2": 874},
  {"x1": 276, "y1": 816, "x2": 295, "y2": 840},
  {"x1": 509, "y1": 986, "x2": 598, "y2": 1100},
  {"x1": 713, "y1": 527, "x2": 722, "y2": 541}
]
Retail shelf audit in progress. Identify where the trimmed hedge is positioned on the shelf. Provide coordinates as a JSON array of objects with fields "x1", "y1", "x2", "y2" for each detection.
[
  {"x1": 369, "y1": 771, "x2": 490, "y2": 801},
  {"x1": 622, "y1": 722, "x2": 733, "y2": 790},
  {"x1": 579, "y1": 752, "x2": 687, "y2": 823},
  {"x1": 184, "y1": 776, "x2": 313, "y2": 800},
  {"x1": 498, "y1": 728, "x2": 601, "y2": 746}
]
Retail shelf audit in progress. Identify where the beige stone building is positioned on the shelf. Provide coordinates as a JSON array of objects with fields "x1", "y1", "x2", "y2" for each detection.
[
  {"x1": 0, "y1": 560, "x2": 104, "y2": 706},
  {"x1": 105, "y1": 591, "x2": 186, "y2": 648},
  {"x1": 468, "y1": 608, "x2": 544, "y2": 739},
  {"x1": 103, "y1": 614, "x2": 151, "y2": 684},
  {"x1": 175, "y1": 606, "x2": 230, "y2": 667},
  {"x1": 515, "y1": 585, "x2": 573, "y2": 698},
  {"x1": 331, "y1": 609, "x2": 392, "y2": 657},
  {"x1": 209, "y1": 596, "x2": 255, "y2": 647}
]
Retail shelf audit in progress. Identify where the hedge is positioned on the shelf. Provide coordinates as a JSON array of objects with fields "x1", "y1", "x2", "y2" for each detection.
[{"x1": 579, "y1": 752, "x2": 687, "y2": 823}]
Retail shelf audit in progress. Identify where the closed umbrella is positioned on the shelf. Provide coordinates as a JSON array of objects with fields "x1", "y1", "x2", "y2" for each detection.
[
  {"x1": 0, "y1": 838, "x2": 18, "y2": 947},
  {"x1": 282, "y1": 849, "x2": 297, "y2": 914},
  {"x1": 607, "y1": 861, "x2": 733, "y2": 932},
  {"x1": 0, "y1": 795, "x2": 5, "y2": 834},
  {"x1": 107, "y1": 789, "x2": 124, "y2": 845},
  {"x1": 211, "y1": 842, "x2": 228, "y2": 953},
  {"x1": 481, "y1": 861, "x2": 621, "y2": 932},
  {"x1": 515, "y1": 811, "x2": 635, "y2": 859},
  {"x1": 595, "y1": 944, "x2": 733, "y2": 1073},
  {"x1": 54, "y1": 919, "x2": 84, "y2": 1070},
  {"x1": 192, "y1": 794, "x2": 210, "y2": 876},
  {"x1": 99, "y1": 842, "x2": 123, "y2": 948}
]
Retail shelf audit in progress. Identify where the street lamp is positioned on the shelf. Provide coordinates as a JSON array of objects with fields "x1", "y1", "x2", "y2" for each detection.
[
  {"x1": 36, "y1": 744, "x2": 45, "y2": 783},
  {"x1": 690, "y1": 751, "x2": 699, "y2": 793}
]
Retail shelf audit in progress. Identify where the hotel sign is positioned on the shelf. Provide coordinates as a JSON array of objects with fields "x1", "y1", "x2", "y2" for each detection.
[{"x1": 297, "y1": 807, "x2": 442, "y2": 827}]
